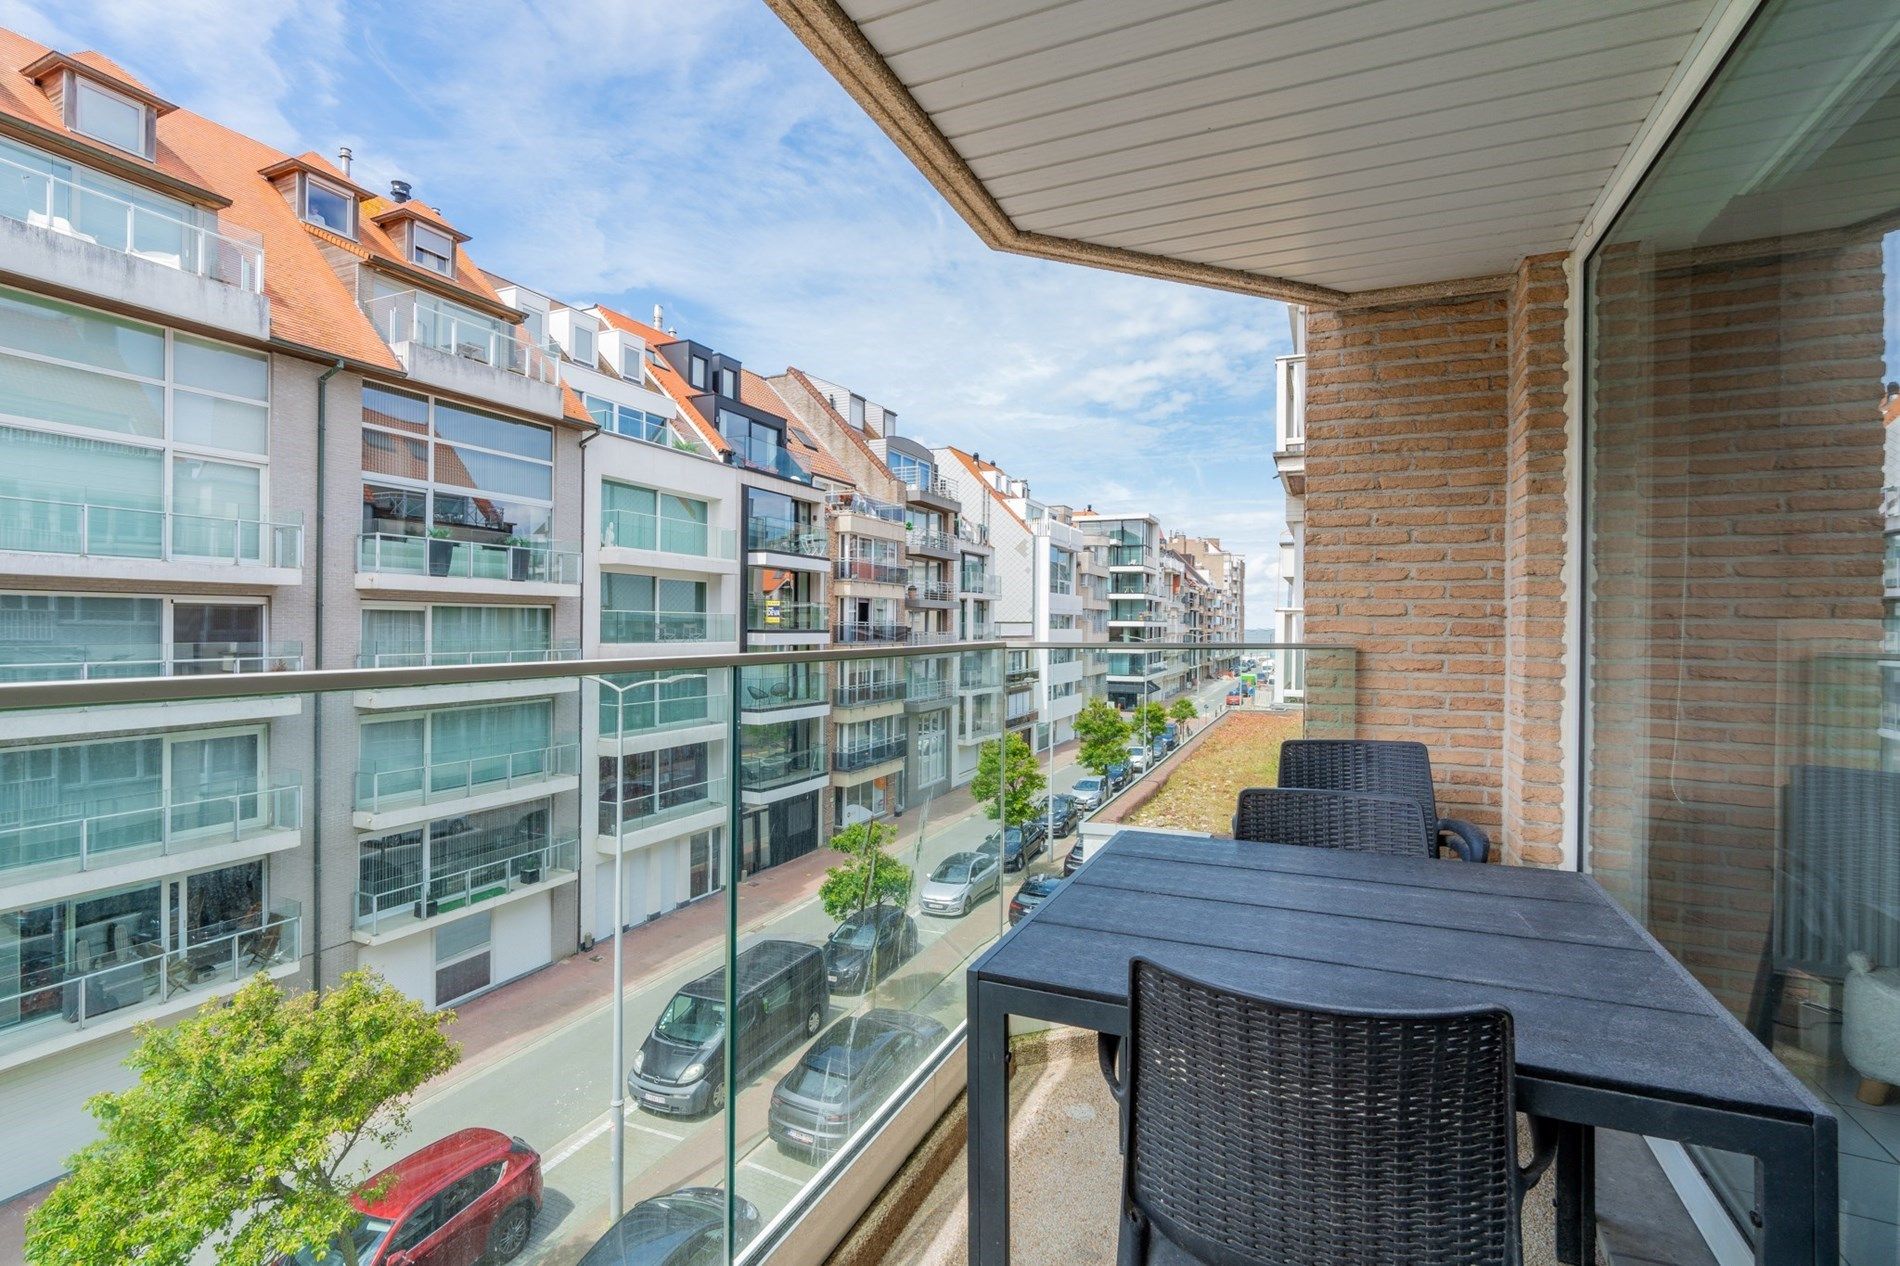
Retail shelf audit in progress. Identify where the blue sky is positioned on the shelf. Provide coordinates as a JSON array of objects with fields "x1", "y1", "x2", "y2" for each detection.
[{"x1": 7, "y1": 0, "x2": 1290, "y2": 617}]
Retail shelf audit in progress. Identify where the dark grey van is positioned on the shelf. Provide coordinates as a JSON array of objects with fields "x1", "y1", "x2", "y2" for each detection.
[{"x1": 628, "y1": 939, "x2": 828, "y2": 1116}]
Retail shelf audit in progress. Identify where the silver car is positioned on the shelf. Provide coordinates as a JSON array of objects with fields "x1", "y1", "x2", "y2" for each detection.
[
  {"x1": 1069, "y1": 777, "x2": 1106, "y2": 809},
  {"x1": 918, "y1": 850, "x2": 1001, "y2": 917}
]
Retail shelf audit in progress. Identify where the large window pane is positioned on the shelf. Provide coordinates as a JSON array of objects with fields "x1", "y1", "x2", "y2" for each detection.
[
  {"x1": 433, "y1": 400, "x2": 551, "y2": 461},
  {"x1": 171, "y1": 335, "x2": 267, "y2": 401},
  {"x1": 1584, "y1": 0, "x2": 1899, "y2": 1250},
  {"x1": 0, "y1": 286, "x2": 163, "y2": 378},
  {"x1": 0, "y1": 426, "x2": 162, "y2": 556},
  {"x1": 173, "y1": 391, "x2": 267, "y2": 455},
  {"x1": 0, "y1": 352, "x2": 163, "y2": 437},
  {"x1": 171, "y1": 459, "x2": 261, "y2": 559}
]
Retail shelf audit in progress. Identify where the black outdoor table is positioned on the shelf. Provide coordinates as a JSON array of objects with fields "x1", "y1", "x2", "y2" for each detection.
[{"x1": 966, "y1": 829, "x2": 1837, "y2": 1265}]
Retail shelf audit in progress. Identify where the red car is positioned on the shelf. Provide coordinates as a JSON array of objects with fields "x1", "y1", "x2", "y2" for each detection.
[
  {"x1": 1224, "y1": 691, "x2": 1244, "y2": 706},
  {"x1": 284, "y1": 1128, "x2": 541, "y2": 1266}
]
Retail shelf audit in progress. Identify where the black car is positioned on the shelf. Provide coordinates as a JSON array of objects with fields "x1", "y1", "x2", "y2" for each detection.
[
  {"x1": 823, "y1": 904, "x2": 918, "y2": 994},
  {"x1": 989, "y1": 822, "x2": 1046, "y2": 872},
  {"x1": 1063, "y1": 837, "x2": 1087, "y2": 876},
  {"x1": 1039, "y1": 794, "x2": 1081, "y2": 839},
  {"x1": 1105, "y1": 762, "x2": 1132, "y2": 790},
  {"x1": 575, "y1": 1187, "x2": 760, "y2": 1265},
  {"x1": 1009, "y1": 874, "x2": 1064, "y2": 925},
  {"x1": 768, "y1": 1009, "x2": 950, "y2": 1157}
]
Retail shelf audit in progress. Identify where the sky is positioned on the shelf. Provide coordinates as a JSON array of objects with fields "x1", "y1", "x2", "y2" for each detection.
[{"x1": 6, "y1": 0, "x2": 1291, "y2": 620}]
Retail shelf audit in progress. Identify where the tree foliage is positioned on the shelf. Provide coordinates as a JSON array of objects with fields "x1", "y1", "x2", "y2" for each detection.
[
  {"x1": 1169, "y1": 697, "x2": 1200, "y2": 736},
  {"x1": 1134, "y1": 701, "x2": 1169, "y2": 743},
  {"x1": 26, "y1": 971, "x2": 457, "y2": 1266},
  {"x1": 1073, "y1": 697, "x2": 1132, "y2": 776},
  {"x1": 971, "y1": 732, "x2": 1046, "y2": 827},
  {"x1": 820, "y1": 819, "x2": 913, "y2": 920}
]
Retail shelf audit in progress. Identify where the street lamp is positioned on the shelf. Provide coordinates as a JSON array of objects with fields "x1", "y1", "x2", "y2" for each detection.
[{"x1": 589, "y1": 670, "x2": 706, "y2": 1223}]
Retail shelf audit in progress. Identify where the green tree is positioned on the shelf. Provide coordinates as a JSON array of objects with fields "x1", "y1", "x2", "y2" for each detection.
[
  {"x1": 1073, "y1": 696, "x2": 1131, "y2": 775},
  {"x1": 1134, "y1": 701, "x2": 1169, "y2": 745},
  {"x1": 27, "y1": 971, "x2": 457, "y2": 1266},
  {"x1": 1169, "y1": 697, "x2": 1200, "y2": 738},
  {"x1": 819, "y1": 819, "x2": 913, "y2": 920},
  {"x1": 971, "y1": 732, "x2": 1046, "y2": 827}
]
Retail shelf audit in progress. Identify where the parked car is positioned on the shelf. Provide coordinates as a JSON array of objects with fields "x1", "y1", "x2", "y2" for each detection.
[
  {"x1": 1105, "y1": 762, "x2": 1132, "y2": 790},
  {"x1": 1125, "y1": 743, "x2": 1151, "y2": 771},
  {"x1": 1225, "y1": 690, "x2": 1244, "y2": 706},
  {"x1": 823, "y1": 904, "x2": 918, "y2": 994},
  {"x1": 1034, "y1": 794, "x2": 1081, "y2": 838},
  {"x1": 575, "y1": 1187, "x2": 761, "y2": 1265},
  {"x1": 919, "y1": 849, "x2": 1001, "y2": 916},
  {"x1": 1149, "y1": 739, "x2": 1167, "y2": 764},
  {"x1": 1063, "y1": 837, "x2": 1088, "y2": 876},
  {"x1": 1161, "y1": 722, "x2": 1180, "y2": 750},
  {"x1": 1009, "y1": 874, "x2": 1064, "y2": 925},
  {"x1": 1069, "y1": 776, "x2": 1107, "y2": 809},
  {"x1": 283, "y1": 1128, "x2": 541, "y2": 1266},
  {"x1": 768, "y1": 1009, "x2": 950, "y2": 1157},
  {"x1": 990, "y1": 822, "x2": 1047, "y2": 872},
  {"x1": 629, "y1": 940, "x2": 828, "y2": 1116}
]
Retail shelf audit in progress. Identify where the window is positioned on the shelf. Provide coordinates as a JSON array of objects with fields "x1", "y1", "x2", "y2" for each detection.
[
  {"x1": 602, "y1": 481, "x2": 711, "y2": 554},
  {"x1": 600, "y1": 573, "x2": 708, "y2": 643},
  {"x1": 849, "y1": 395, "x2": 866, "y2": 427},
  {"x1": 433, "y1": 912, "x2": 492, "y2": 1004},
  {"x1": 69, "y1": 77, "x2": 150, "y2": 158},
  {"x1": 689, "y1": 355, "x2": 708, "y2": 390},
  {"x1": 360, "y1": 384, "x2": 555, "y2": 554},
  {"x1": 410, "y1": 223, "x2": 454, "y2": 276},
  {"x1": 360, "y1": 604, "x2": 552, "y2": 667},
  {"x1": 718, "y1": 366, "x2": 739, "y2": 398},
  {"x1": 569, "y1": 320, "x2": 596, "y2": 366},
  {"x1": 600, "y1": 742, "x2": 713, "y2": 829},
  {"x1": 300, "y1": 176, "x2": 355, "y2": 237}
]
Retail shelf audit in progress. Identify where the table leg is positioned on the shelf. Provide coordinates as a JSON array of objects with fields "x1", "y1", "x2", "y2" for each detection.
[
  {"x1": 1754, "y1": 1118, "x2": 1837, "y2": 1266},
  {"x1": 968, "y1": 980, "x2": 1011, "y2": 1265},
  {"x1": 1555, "y1": 1122, "x2": 1596, "y2": 1266}
]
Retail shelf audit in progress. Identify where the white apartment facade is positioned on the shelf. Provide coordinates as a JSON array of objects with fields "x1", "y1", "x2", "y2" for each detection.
[{"x1": 1273, "y1": 305, "x2": 1306, "y2": 703}]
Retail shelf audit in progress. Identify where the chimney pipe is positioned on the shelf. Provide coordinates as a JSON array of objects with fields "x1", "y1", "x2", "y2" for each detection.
[
  {"x1": 389, "y1": 179, "x2": 412, "y2": 203},
  {"x1": 336, "y1": 146, "x2": 353, "y2": 176},
  {"x1": 652, "y1": 303, "x2": 664, "y2": 330}
]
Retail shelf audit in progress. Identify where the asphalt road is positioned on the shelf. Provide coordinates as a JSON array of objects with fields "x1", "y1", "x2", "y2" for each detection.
[{"x1": 354, "y1": 671, "x2": 1244, "y2": 1264}]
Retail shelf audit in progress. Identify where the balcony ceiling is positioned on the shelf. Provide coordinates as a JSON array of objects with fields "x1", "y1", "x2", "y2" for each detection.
[{"x1": 769, "y1": 0, "x2": 1729, "y2": 306}]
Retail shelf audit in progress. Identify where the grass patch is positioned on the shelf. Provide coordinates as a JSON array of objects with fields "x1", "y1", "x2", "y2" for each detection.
[{"x1": 1126, "y1": 711, "x2": 1306, "y2": 835}]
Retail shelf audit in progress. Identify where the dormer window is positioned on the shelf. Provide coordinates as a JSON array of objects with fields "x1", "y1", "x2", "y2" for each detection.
[
  {"x1": 411, "y1": 224, "x2": 454, "y2": 275},
  {"x1": 689, "y1": 355, "x2": 708, "y2": 390},
  {"x1": 570, "y1": 321, "x2": 596, "y2": 367},
  {"x1": 718, "y1": 366, "x2": 739, "y2": 398},
  {"x1": 300, "y1": 175, "x2": 356, "y2": 238},
  {"x1": 70, "y1": 76, "x2": 153, "y2": 158}
]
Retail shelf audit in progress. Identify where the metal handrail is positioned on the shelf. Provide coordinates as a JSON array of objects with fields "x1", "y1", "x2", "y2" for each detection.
[
  {"x1": 0, "y1": 493, "x2": 303, "y2": 566},
  {"x1": 836, "y1": 559, "x2": 909, "y2": 584},
  {"x1": 356, "y1": 643, "x2": 579, "y2": 668},
  {"x1": 748, "y1": 516, "x2": 828, "y2": 557},
  {"x1": 601, "y1": 509, "x2": 736, "y2": 559},
  {"x1": 906, "y1": 529, "x2": 954, "y2": 553},
  {"x1": 355, "y1": 836, "x2": 579, "y2": 934},
  {"x1": 363, "y1": 290, "x2": 555, "y2": 384},
  {"x1": 357, "y1": 531, "x2": 581, "y2": 585},
  {"x1": 834, "y1": 678, "x2": 905, "y2": 707},
  {"x1": 1, "y1": 642, "x2": 305, "y2": 681},
  {"x1": 599, "y1": 777, "x2": 727, "y2": 831},
  {"x1": 833, "y1": 736, "x2": 907, "y2": 772},
  {"x1": 599, "y1": 612, "x2": 738, "y2": 644}
]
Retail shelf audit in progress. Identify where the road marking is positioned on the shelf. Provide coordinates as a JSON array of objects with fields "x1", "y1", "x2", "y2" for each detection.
[
  {"x1": 632, "y1": 1121, "x2": 686, "y2": 1141},
  {"x1": 543, "y1": 1108, "x2": 619, "y2": 1171},
  {"x1": 741, "y1": 1157, "x2": 810, "y2": 1186}
]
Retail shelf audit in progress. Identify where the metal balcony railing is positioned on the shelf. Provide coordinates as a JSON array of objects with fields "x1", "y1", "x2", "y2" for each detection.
[
  {"x1": 599, "y1": 612, "x2": 738, "y2": 645},
  {"x1": 0, "y1": 494, "x2": 303, "y2": 567},
  {"x1": 1, "y1": 782, "x2": 301, "y2": 878},
  {"x1": 738, "y1": 665, "x2": 828, "y2": 710},
  {"x1": 601, "y1": 510, "x2": 737, "y2": 559},
  {"x1": 907, "y1": 528, "x2": 955, "y2": 553},
  {"x1": 0, "y1": 154, "x2": 264, "y2": 291},
  {"x1": 834, "y1": 736, "x2": 907, "y2": 772},
  {"x1": 0, "y1": 641, "x2": 305, "y2": 682},
  {"x1": 741, "y1": 745, "x2": 828, "y2": 791},
  {"x1": 357, "y1": 642, "x2": 579, "y2": 669},
  {"x1": 355, "y1": 836, "x2": 580, "y2": 933},
  {"x1": 828, "y1": 491, "x2": 906, "y2": 522},
  {"x1": 357, "y1": 532, "x2": 581, "y2": 586},
  {"x1": 725, "y1": 437, "x2": 813, "y2": 485},
  {"x1": 836, "y1": 558, "x2": 909, "y2": 585},
  {"x1": 362, "y1": 290, "x2": 556, "y2": 383},
  {"x1": 355, "y1": 743, "x2": 580, "y2": 813},
  {"x1": 906, "y1": 677, "x2": 951, "y2": 704},
  {"x1": 600, "y1": 776, "x2": 727, "y2": 834},
  {"x1": 834, "y1": 678, "x2": 905, "y2": 708}
]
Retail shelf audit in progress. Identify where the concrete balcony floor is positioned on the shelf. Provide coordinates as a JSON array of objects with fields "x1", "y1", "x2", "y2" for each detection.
[{"x1": 829, "y1": 1027, "x2": 1653, "y2": 1266}]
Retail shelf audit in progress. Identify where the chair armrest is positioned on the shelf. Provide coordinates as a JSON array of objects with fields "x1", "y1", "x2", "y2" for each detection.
[
  {"x1": 1519, "y1": 1115, "x2": 1560, "y2": 1192},
  {"x1": 1097, "y1": 1032, "x2": 1124, "y2": 1103},
  {"x1": 1438, "y1": 817, "x2": 1489, "y2": 863}
]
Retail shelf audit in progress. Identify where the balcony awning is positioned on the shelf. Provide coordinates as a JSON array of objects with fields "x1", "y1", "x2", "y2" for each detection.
[{"x1": 768, "y1": 0, "x2": 1729, "y2": 305}]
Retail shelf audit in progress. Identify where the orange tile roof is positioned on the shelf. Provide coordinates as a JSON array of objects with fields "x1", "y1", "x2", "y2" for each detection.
[
  {"x1": 743, "y1": 370, "x2": 853, "y2": 485},
  {"x1": 590, "y1": 304, "x2": 729, "y2": 455},
  {"x1": 779, "y1": 366, "x2": 897, "y2": 482},
  {"x1": 941, "y1": 446, "x2": 1026, "y2": 528},
  {"x1": 560, "y1": 381, "x2": 594, "y2": 426}
]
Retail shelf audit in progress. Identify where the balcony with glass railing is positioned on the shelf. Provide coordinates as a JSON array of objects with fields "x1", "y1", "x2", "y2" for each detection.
[
  {"x1": 835, "y1": 558, "x2": 909, "y2": 585},
  {"x1": 0, "y1": 641, "x2": 305, "y2": 682},
  {"x1": 601, "y1": 509, "x2": 737, "y2": 561},
  {"x1": 906, "y1": 674, "x2": 952, "y2": 706},
  {"x1": 599, "y1": 775, "x2": 728, "y2": 838},
  {"x1": 1108, "y1": 544, "x2": 1155, "y2": 568},
  {"x1": 598, "y1": 680, "x2": 727, "y2": 740},
  {"x1": 362, "y1": 289, "x2": 556, "y2": 385},
  {"x1": 828, "y1": 490, "x2": 906, "y2": 523},
  {"x1": 599, "y1": 611, "x2": 738, "y2": 646},
  {"x1": 355, "y1": 835, "x2": 580, "y2": 937},
  {"x1": 907, "y1": 528, "x2": 956, "y2": 555},
  {"x1": 0, "y1": 153, "x2": 265, "y2": 301},
  {"x1": 740, "y1": 743, "x2": 829, "y2": 792},
  {"x1": 1, "y1": 782, "x2": 301, "y2": 882},
  {"x1": 747, "y1": 515, "x2": 828, "y2": 558},
  {"x1": 0, "y1": 902, "x2": 300, "y2": 1058},
  {"x1": 357, "y1": 532, "x2": 581, "y2": 588},
  {"x1": 833, "y1": 678, "x2": 905, "y2": 708},
  {"x1": 834, "y1": 621, "x2": 910, "y2": 644},
  {"x1": 725, "y1": 436, "x2": 813, "y2": 485},
  {"x1": 908, "y1": 579, "x2": 957, "y2": 604},
  {"x1": 901, "y1": 470, "x2": 960, "y2": 507},
  {"x1": 746, "y1": 599, "x2": 827, "y2": 633},
  {"x1": 0, "y1": 495, "x2": 303, "y2": 574},
  {"x1": 354, "y1": 743, "x2": 581, "y2": 817},
  {"x1": 738, "y1": 663, "x2": 828, "y2": 712},
  {"x1": 958, "y1": 570, "x2": 1000, "y2": 596},
  {"x1": 357, "y1": 642, "x2": 578, "y2": 669},
  {"x1": 834, "y1": 735, "x2": 906, "y2": 773}
]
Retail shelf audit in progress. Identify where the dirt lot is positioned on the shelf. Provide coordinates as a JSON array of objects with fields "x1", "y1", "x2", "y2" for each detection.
[{"x1": 1125, "y1": 710, "x2": 1305, "y2": 835}]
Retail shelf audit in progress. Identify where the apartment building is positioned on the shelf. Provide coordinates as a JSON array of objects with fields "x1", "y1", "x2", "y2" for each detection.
[
  {"x1": 1273, "y1": 306, "x2": 1306, "y2": 704},
  {"x1": 1072, "y1": 509, "x2": 1187, "y2": 709},
  {"x1": 1169, "y1": 533, "x2": 1246, "y2": 675}
]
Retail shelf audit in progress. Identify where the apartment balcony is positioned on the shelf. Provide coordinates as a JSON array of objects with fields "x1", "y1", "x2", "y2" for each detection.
[
  {"x1": 739, "y1": 745, "x2": 828, "y2": 798},
  {"x1": 747, "y1": 515, "x2": 828, "y2": 562},
  {"x1": 902, "y1": 471, "x2": 961, "y2": 512},
  {"x1": 354, "y1": 834, "x2": 580, "y2": 941},
  {"x1": 0, "y1": 641, "x2": 305, "y2": 683},
  {"x1": 356, "y1": 532, "x2": 581, "y2": 597},
  {"x1": 357, "y1": 643, "x2": 579, "y2": 670},
  {"x1": 828, "y1": 491, "x2": 907, "y2": 531},
  {"x1": 353, "y1": 742, "x2": 581, "y2": 831},
  {"x1": 738, "y1": 664, "x2": 828, "y2": 715},
  {"x1": 833, "y1": 678, "x2": 906, "y2": 709},
  {"x1": 907, "y1": 579, "x2": 958, "y2": 608},
  {"x1": 0, "y1": 495, "x2": 302, "y2": 586},
  {"x1": 727, "y1": 437, "x2": 814, "y2": 485},
  {"x1": 599, "y1": 611, "x2": 739, "y2": 647},
  {"x1": 834, "y1": 621, "x2": 911, "y2": 645},
  {"x1": 0, "y1": 902, "x2": 299, "y2": 1066},
  {"x1": 958, "y1": 572, "x2": 1001, "y2": 597},
  {"x1": 600, "y1": 510, "x2": 738, "y2": 572},
  {"x1": 833, "y1": 735, "x2": 907, "y2": 774},
  {"x1": 746, "y1": 600, "x2": 828, "y2": 635},
  {"x1": 598, "y1": 685, "x2": 728, "y2": 748},
  {"x1": 835, "y1": 558, "x2": 909, "y2": 586},
  {"x1": 906, "y1": 528, "x2": 957, "y2": 559},
  {"x1": 1, "y1": 783, "x2": 301, "y2": 906},
  {"x1": 362, "y1": 289, "x2": 560, "y2": 417},
  {"x1": 597, "y1": 776, "x2": 729, "y2": 851},
  {"x1": 905, "y1": 677, "x2": 952, "y2": 710},
  {"x1": 0, "y1": 154, "x2": 268, "y2": 337},
  {"x1": 957, "y1": 518, "x2": 992, "y2": 546},
  {"x1": 908, "y1": 628, "x2": 966, "y2": 646},
  {"x1": 1108, "y1": 545, "x2": 1156, "y2": 570}
]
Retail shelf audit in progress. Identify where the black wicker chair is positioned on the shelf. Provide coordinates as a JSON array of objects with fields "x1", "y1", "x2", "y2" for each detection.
[
  {"x1": 1279, "y1": 738, "x2": 1490, "y2": 862},
  {"x1": 1232, "y1": 787, "x2": 1435, "y2": 856},
  {"x1": 1100, "y1": 958, "x2": 1556, "y2": 1265}
]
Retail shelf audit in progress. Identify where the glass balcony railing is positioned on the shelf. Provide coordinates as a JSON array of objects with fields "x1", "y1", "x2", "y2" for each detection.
[
  {"x1": 834, "y1": 735, "x2": 906, "y2": 772},
  {"x1": 601, "y1": 510, "x2": 736, "y2": 559},
  {"x1": 747, "y1": 599, "x2": 827, "y2": 632},
  {"x1": 835, "y1": 558, "x2": 908, "y2": 584},
  {"x1": 828, "y1": 491, "x2": 906, "y2": 522},
  {"x1": 1108, "y1": 545, "x2": 1153, "y2": 567},
  {"x1": 0, "y1": 494, "x2": 303, "y2": 567},
  {"x1": 739, "y1": 664, "x2": 827, "y2": 710},
  {"x1": 0, "y1": 641, "x2": 305, "y2": 682},
  {"x1": 355, "y1": 743, "x2": 580, "y2": 813},
  {"x1": 362, "y1": 290, "x2": 556, "y2": 383},
  {"x1": 0, "y1": 902, "x2": 300, "y2": 1056},
  {"x1": 0, "y1": 782, "x2": 301, "y2": 879},
  {"x1": 740, "y1": 744, "x2": 828, "y2": 791},
  {"x1": 834, "y1": 678, "x2": 905, "y2": 708},
  {"x1": 902, "y1": 471, "x2": 958, "y2": 502},
  {"x1": 906, "y1": 528, "x2": 954, "y2": 553},
  {"x1": 957, "y1": 572, "x2": 999, "y2": 596},
  {"x1": 908, "y1": 628, "x2": 965, "y2": 645},
  {"x1": 357, "y1": 642, "x2": 579, "y2": 669},
  {"x1": 0, "y1": 154, "x2": 265, "y2": 291},
  {"x1": 355, "y1": 835, "x2": 580, "y2": 935},
  {"x1": 599, "y1": 611, "x2": 738, "y2": 645},
  {"x1": 906, "y1": 676, "x2": 951, "y2": 704},
  {"x1": 357, "y1": 532, "x2": 581, "y2": 586},
  {"x1": 834, "y1": 621, "x2": 910, "y2": 644},
  {"x1": 747, "y1": 515, "x2": 827, "y2": 557},
  {"x1": 599, "y1": 775, "x2": 727, "y2": 835},
  {"x1": 598, "y1": 684, "x2": 727, "y2": 738},
  {"x1": 725, "y1": 437, "x2": 813, "y2": 484}
]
